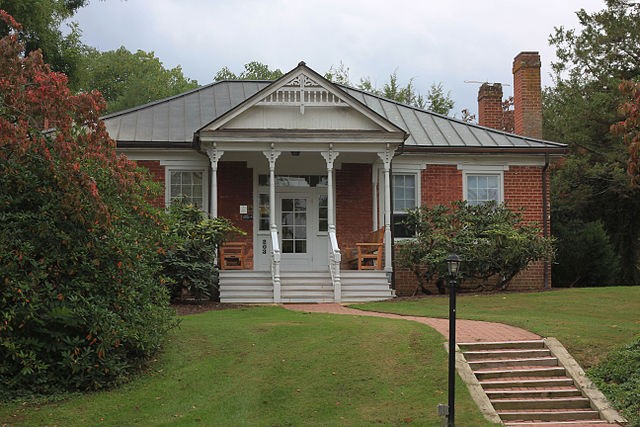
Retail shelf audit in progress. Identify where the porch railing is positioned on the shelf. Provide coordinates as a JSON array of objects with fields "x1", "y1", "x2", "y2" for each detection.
[
  {"x1": 328, "y1": 229, "x2": 341, "y2": 302},
  {"x1": 270, "y1": 228, "x2": 281, "y2": 303}
]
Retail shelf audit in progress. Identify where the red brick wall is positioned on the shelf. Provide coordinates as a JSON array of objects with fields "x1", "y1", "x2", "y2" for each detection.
[
  {"x1": 218, "y1": 161, "x2": 254, "y2": 268},
  {"x1": 478, "y1": 83, "x2": 504, "y2": 130},
  {"x1": 513, "y1": 52, "x2": 543, "y2": 139},
  {"x1": 336, "y1": 163, "x2": 373, "y2": 250},
  {"x1": 422, "y1": 164, "x2": 462, "y2": 206},
  {"x1": 136, "y1": 160, "x2": 165, "y2": 208},
  {"x1": 393, "y1": 163, "x2": 549, "y2": 295}
]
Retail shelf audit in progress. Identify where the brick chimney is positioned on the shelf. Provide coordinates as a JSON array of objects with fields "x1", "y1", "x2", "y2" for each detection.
[
  {"x1": 478, "y1": 83, "x2": 503, "y2": 130},
  {"x1": 512, "y1": 51, "x2": 542, "y2": 139}
]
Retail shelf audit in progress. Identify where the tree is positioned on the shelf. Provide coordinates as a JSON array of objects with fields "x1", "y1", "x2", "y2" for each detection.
[
  {"x1": 214, "y1": 61, "x2": 284, "y2": 81},
  {"x1": 611, "y1": 80, "x2": 640, "y2": 185},
  {"x1": 397, "y1": 201, "x2": 554, "y2": 295},
  {"x1": 0, "y1": 12, "x2": 176, "y2": 397},
  {"x1": 0, "y1": 0, "x2": 89, "y2": 87},
  {"x1": 425, "y1": 82, "x2": 455, "y2": 115},
  {"x1": 545, "y1": 0, "x2": 640, "y2": 284},
  {"x1": 77, "y1": 47, "x2": 199, "y2": 114}
]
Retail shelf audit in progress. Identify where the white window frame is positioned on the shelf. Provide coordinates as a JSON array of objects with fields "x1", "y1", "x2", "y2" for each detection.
[
  {"x1": 458, "y1": 165, "x2": 508, "y2": 205},
  {"x1": 165, "y1": 167, "x2": 209, "y2": 214},
  {"x1": 392, "y1": 170, "x2": 421, "y2": 239}
]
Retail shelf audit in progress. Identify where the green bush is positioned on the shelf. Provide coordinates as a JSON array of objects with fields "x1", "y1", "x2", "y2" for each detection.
[
  {"x1": 0, "y1": 14, "x2": 176, "y2": 399},
  {"x1": 161, "y1": 201, "x2": 244, "y2": 301},
  {"x1": 552, "y1": 219, "x2": 621, "y2": 287},
  {"x1": 397, "y1": 201, "x2": 555, "y2": 294},
  {"x1": 589, "y1": 337, "x2": 640, "y2": 426}
]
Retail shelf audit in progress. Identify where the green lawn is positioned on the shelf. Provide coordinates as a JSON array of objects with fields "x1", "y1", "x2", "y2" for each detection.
[
  {"x1": 357, "y1": 286, "x2": 640, "y2": 368},
  {"x1": 1, "y1": 306, "x2": 494, "y2": 426}
]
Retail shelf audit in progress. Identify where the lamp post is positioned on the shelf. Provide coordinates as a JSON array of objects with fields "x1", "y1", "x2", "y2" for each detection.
[{"x1": 446, "y1": 253, "x2": 461, "y2": 427}]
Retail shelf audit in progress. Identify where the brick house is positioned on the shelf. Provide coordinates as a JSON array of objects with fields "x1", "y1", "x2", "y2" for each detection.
[{"x1": 104, "y1": 51, "x2": 565, "y2": 303}]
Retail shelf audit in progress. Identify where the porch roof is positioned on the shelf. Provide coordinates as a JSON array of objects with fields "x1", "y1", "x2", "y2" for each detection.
[{"x1": 103, "y1": 74, "x2": 566, "y2": 154}]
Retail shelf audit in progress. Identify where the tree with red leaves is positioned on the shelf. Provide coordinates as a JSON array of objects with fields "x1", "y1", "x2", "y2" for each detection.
[
  {"x1": 0, "y1": 11, "x2": 176, "y2": 397},
  {"x1": 611, "y1": 80, "x2": 640, "y2": 186}
]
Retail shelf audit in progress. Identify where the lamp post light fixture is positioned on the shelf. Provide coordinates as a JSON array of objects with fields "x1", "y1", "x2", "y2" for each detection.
[{"x1": 446, "y1": 253, "x2": 461, "y2": 427}]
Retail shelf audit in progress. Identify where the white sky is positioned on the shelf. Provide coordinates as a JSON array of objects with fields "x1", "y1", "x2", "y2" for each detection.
[{"x1": 71, "y1": 0, "x2": 605, "y2": 117}]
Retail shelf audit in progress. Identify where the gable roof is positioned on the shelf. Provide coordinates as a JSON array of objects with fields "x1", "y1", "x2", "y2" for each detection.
[
  {"x1": 197, "y1": 62, "x2": 408, "y2": 140},
  {"x1": 102, "y1": 64, "x2": 566, "y2": 154}
]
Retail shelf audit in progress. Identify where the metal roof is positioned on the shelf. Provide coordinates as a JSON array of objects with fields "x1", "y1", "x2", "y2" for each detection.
[{"x1": 103, "y1": 79, "x2": 566, "y2": 152}]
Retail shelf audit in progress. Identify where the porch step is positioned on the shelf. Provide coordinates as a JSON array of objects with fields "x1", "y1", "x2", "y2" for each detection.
[
  {"x1": 219, "y1": 270, "x2": 273, "y2": 303},
  {"x1": 458, "y1": 340, "x2": 616, "y2": 425},
  {"x1": 340, "y1": 271, "x2": 392, "y2": 302},
  {"x1": 281, "y1": 272, "x2": 334, "y2": 303},
  {"x1": 219, "y1": 270, "x2": 393, "y2": 303}
]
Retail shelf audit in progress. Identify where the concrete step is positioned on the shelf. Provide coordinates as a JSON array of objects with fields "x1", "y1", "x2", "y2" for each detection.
[
  {"x1": 459, "y1": 340, "x2": 545, "y2": 351},
  {"x1": 468, "y1": 356, "x2": 558, "y2": 370},
  {"x1": 480, "y1": 378, "x2": 576, "y2": 389},
  {"x1": 464, "y1": 349, "x2": 552, "y2": 360},
  {"x1": 475, "y1": 366, "x2": 566, "y2": 380},
  {"x1": 497, "y1": 409, "x2": 602, "y2": 422},
  {"x1": 486, "y1": 389, "x2": 583, "y2": 399},
  {"x1": 504, "y1": 422, "x2": 613, "y2": 426},
  {"x1": 492, "y1": 397, "x2": 592, "y2": 411}
]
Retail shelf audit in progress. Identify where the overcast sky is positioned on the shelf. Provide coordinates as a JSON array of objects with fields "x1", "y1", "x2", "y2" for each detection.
[{"x1": 72, "y1": 0, "x2": 605, "y2": 117}]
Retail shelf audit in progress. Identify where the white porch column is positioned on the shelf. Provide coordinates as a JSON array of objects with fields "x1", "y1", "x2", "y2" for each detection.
[
  {"x1": 204, "y1": 147, "x2": 224, "y2": 217},
  {"x1": 321, "y1": 149, "x2": 341, "y2": 302},
  {"x1": 263, "y1": 149, "x2": 281, "y2": 303},
  {"x1": 378, "y1": 149, "x2": 394, "y2": 272},
  {"x1": 320, "y1": 150, "x2": 339, "y2": 232}
]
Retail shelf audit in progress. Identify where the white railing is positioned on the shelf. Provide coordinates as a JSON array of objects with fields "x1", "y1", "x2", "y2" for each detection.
[
  {"x1": 328, "y1": 229, "x2": 342, "y2": 303},
  {"x1": 270, "y1": 228, "x2": 281, "y2": 303}
]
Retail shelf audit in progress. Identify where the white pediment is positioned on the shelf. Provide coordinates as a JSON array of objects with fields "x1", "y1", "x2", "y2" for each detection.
[{"x1": 198, "y1": 66, "x2": 407, "y2": 138}]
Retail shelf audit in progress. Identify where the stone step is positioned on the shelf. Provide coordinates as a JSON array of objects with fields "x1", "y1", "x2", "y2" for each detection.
[
  {"x1": 468, "y1": 356, "x2": 558, "y2": 370},
  {"x1": 475, "y1": 366, "x2": 566, "y2": 380},
  {"x1": 486, "y1": 389, "x2": 583, "y2": 399},
  {"x1": 504, "y1": 421, "x2": 612, "y2": 426},
  {"x1": 480, "y1": 377, "x2": 576, "y2": 389},
  {"x1": 459, "y1": 340, "x2": 545, "y2": 351},
  {"x1": 492, "y1": 397, "x2": 592, "y2": 411},
  {"x1": 497, "y1": 409, "x2": 602, "y2": 422},
  {"x1": 464, "y1": 348, "x2": 552, "y2": 360}
]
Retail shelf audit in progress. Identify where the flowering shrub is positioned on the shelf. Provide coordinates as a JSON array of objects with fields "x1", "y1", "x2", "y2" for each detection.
[
  {"x1": 162, "y1": 201, "x2": 244, "y2": 301},
  {"x1": 397, "y1": 201, "x2": 555, "y2": 294},
  {"x1": 0, "y1": 12, "x2": 176, "y2": 398}
]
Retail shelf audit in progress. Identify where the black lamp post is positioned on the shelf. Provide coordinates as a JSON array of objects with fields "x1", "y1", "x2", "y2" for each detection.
[{"x1": 446, "y1": 253, "x2": 461, "y2": 427}]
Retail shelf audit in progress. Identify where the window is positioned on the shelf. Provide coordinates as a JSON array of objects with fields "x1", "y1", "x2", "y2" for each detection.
[
  {"x1": 169, "y1": 170, "x2": 204, "y2": 208},
  {"x1": 258, "y1": 193, "x2": 270, "y2": 231},
  {"x1": 318, "y1": 194, "x2": 328, "y2": 232},
  {"x1": 465, "y1": 174, "x2": 501, "y2": 206},
  {"x1": 393, "y1": 174, "x2": 417, "y2": 238}
]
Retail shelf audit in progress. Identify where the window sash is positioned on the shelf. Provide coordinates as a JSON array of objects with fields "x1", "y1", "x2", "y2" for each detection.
[{"x1": 169, "y1": 170, "x2": 204, "y2": 208}]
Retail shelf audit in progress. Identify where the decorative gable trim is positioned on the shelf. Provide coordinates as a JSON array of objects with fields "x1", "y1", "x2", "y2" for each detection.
[{"x1": 197, "y1": 62, "x2": 408, "y2": 139}]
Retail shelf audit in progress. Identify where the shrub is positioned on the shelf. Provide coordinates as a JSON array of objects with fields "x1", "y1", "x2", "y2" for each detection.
[
  {"x1": 161, "y1": 201, "x2": 244, "y2": 301},
  {"x1": 589, "y1": 337, "x2": 640, "y2": 426},
  {"x1": 552, "y1": 219, "x2": 621, "y2": 287},
  {"x1": 0, "y1": 13, "x2": 176, "y2": 399},
  {"x1": 397, "y1": 201, "x2": 555, "y2": 294}
]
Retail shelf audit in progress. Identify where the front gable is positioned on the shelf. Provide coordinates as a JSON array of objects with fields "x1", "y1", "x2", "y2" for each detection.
[{"x1": 197, "y1": 62, "x2": 408, "y2": 144}]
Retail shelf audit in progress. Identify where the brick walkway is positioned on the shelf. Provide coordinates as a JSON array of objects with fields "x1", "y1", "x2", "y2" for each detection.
[{"x1": 284, "y1": 304, "x2": 541, "y2": 343}]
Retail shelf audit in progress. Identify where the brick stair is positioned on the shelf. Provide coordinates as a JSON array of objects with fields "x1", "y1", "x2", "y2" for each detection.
[{"x1": 458, "y1": 340, "x2": 617, "y2": 426}]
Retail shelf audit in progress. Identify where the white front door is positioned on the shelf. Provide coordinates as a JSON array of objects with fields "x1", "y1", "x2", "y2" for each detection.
[{"x1": 278, "y1": 194, "x2": 311, "y2": 270}]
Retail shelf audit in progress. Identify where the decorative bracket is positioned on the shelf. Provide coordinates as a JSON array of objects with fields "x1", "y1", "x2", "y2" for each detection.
[
  {"x1": 377, "y1": 148, "x2": 394, "y2": 171},
  {"x1": 263, "y1": 150, "x2": 281, "y2": 171},
  {"x1": 204, "y1": 147, "x2": 224, "y2": 171},
  {"x1": 321, "y1": 150, "x2": 340, "y2": 171}
]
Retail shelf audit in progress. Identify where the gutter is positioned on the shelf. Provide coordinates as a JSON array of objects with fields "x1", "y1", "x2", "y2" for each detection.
[{"x1": 543, "y1": 152, "x2": 550, "y2": 289}]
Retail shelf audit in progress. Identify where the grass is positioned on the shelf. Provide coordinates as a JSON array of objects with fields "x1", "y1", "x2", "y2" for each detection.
[
  {"x1": 356, "y1": 286, "x2": 640, "y2": 368},
  {"x1": 0, "y1": 306, "x2": 495, "y2": 426}
]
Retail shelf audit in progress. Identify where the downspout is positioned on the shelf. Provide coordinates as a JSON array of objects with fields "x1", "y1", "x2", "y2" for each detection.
[{"x1": 542, "y1": 152, "x2": 550, "y2": 289}]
